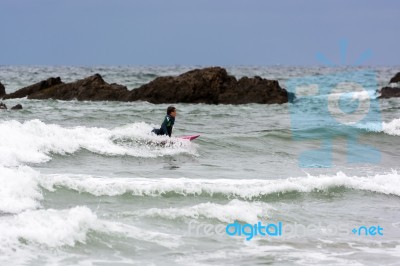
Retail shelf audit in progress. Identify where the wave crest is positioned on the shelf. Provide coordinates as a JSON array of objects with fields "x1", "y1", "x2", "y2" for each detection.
[
  {"x1": 0, "y1": 119, "x2": 197, "y2": 167},
  {"x1": 39, "y1": 171, "x2": 400, "y2": 199}
]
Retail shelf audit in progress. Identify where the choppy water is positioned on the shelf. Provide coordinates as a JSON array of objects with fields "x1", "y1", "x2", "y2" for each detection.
[{"x1": 1, "y1": 66, "x2": 400, "y2": 265}]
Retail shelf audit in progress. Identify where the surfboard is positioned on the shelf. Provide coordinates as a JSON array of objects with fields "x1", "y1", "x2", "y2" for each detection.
[
  {"x1": 179, "y1": 135, "x2": 200, "y2": 141},
  {"x1": 150, "y1": 135, "x2": 200, "y2": 147}
]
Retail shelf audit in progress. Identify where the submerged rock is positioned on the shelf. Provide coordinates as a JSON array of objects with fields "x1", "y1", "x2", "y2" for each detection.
[{"x1": 11, "y1": 104, "x2": 23, "y2": 110}]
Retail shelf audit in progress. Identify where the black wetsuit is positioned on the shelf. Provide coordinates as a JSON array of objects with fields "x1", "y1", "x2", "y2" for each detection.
[{"x1": 152, "y1": 114, "x2": 175, "y2": 137}]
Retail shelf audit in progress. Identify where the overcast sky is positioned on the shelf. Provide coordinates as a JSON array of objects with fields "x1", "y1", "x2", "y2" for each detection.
[{"x1": 0, "y1": 0, "x2": 398, "y2": 66}]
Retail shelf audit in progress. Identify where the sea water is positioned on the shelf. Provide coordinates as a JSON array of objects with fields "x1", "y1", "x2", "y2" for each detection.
[{"x1": 0, "y1": 65, "x2": 399, "y2": 265}]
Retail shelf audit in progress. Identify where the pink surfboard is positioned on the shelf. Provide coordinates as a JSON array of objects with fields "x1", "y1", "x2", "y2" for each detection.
[{"x1": 179, "y1": 135, "x2": 200, "y2": 141}]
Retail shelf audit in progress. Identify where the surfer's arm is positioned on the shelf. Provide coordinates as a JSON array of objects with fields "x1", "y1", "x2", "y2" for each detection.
[
  {"x1": 160, "y1": 117, "x2": 169, "y2": 136},
  {"x1": 167, "y1": 126, "x2": 172, "y2": 137}
]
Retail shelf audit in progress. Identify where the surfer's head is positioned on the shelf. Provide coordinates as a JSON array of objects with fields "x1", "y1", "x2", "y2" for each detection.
[{"x1": 167, "y1": 106, "x2": 176, "y2": 117}]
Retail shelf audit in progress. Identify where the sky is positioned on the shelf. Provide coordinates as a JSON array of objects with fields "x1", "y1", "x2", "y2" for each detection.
[{"x1": 0, "y1": 0, "x2": 399, "y2": 66}]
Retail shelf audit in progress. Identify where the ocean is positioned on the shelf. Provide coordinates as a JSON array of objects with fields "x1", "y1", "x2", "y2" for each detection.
[{"x1": 1, "y1": 65, "x2": 399, "y2": 265}]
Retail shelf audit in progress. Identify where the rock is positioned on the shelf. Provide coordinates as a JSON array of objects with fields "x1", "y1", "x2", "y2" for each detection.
[
  {"x1": 378, "y1": 71, "x2": 400, "y2": 99},
  {"x1": 379, "y1": 87, "x2": 400, "y2": 99},
  {"x1": 125, "y1": 67, "x2": 237, "y2": 104},
  {"x1": 0, "y1": 82, "x2": 5, "y2": 97},
  {"x1": 0, "y1": 102, "x2": 7, "y2": 110},
  {"x1": 28, "y1": 74, "x2": 130, "y2": 101},
  {"x1": 5, "y1": 67, "x2": 294, "y2": 104},
  {"x1": 126, "y1": 67, "x2": 294, "y2": 104},
  {"x1": 389, "y1": 72, "x2": 400, "y2": 84},
  {"x1": 11, "y1": 104, "x2": 23, "y2": 110},
  {"x1": 3, "y1": 77, "x2": 63, "y2": 100},
  {"x1": 235, "y1": 75, "x2": 291, "y2": 104}
]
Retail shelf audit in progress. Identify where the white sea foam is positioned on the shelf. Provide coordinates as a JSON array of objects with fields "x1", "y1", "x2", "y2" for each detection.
[
  {"x1": 131, "y1": 199, "x2": 274, "y2": 224},
  {"x1": 357, "y1": 118, "x2": 400, "y2": 136},
  {"x1": 0, "y1": 206, "x2": 97, "y2": 248},
  {"x1": 100, "y1": 219, "x2": 182, "y2": 248},
  {"x1": 0, "y1": 206, "x2": 181, "y2": 253},
  {"x1": 0, "y1": 119, "x2": 196, "y2": 166},
  {"x1": 39, "y1": 171, "x2": 400, "y2": 199},
  {"x1": 0, "y1": 166, "x2": 42, "y2": 213},
  {"x1": 382, "y1": 118, "x2": 400, "y2": 136},
  {"x1": 327, "y1": 89, "x2": 375, "y2": 101}
]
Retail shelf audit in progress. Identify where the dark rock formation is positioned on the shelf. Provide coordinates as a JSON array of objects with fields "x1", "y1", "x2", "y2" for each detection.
[
  {"x1": 11, "y1": 104, "x2": 23, "y2": 110},
  {"x1": 0, "y1": 82, "x2": 5, "y2": 97},
  {"x1": 126, "y1": 67, "x2": 293, "y2": 104},
  {"x1": 379, "y1": 87, "x2": 400, "y2": 99},
  {"x1": 3, "y1": 67, "x2": 294, "y2": 104},
  {"x1": 378, "y1": 72, "x2": 400, "y2": 99},
  {"x1": 27, "y1": 74, "x2": 129, "y2": 101},
  {"x1": 0, "y1": 102, "x2": 7, "y2": 110},
  {"x1": 389, "y1": 72, "x2": 400, "y2": 84},
  {"x1": 3, "y1": 77, "x2": 63, "y2": 100},
  {"x1": 3, "y1": 74, "x2": 129, "y2": 101}
]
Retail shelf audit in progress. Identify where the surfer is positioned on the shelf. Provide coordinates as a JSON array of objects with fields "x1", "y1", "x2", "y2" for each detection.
[{"x1": 152, "y1": 106, "x2": 176, "y2": 137}]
